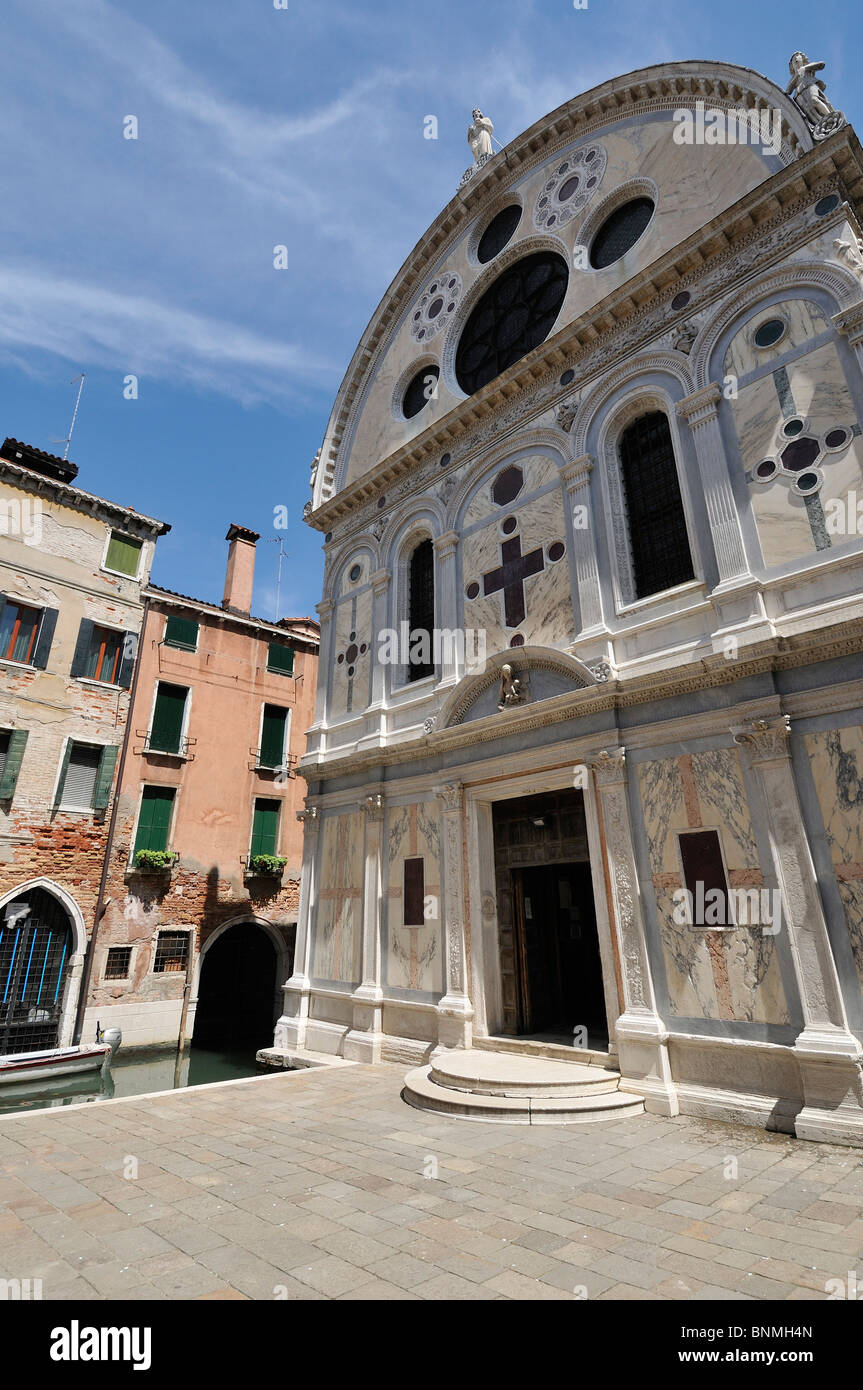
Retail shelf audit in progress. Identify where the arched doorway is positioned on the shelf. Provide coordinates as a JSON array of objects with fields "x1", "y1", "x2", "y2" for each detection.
[
  {"x1": 0, "y1": 888, "x2": 76, "y2": 1054},
  {"x1": 192, "y1": 924, "x2": 278, "y2": 1051}
]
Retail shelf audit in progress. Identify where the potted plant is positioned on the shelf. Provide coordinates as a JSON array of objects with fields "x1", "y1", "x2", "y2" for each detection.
[
  {"x1": 133, "y1": 849, "x2": 178, "y2": 873},
  {"x1": 245, "y1": 854, "x2": 287, "y2": 879}
]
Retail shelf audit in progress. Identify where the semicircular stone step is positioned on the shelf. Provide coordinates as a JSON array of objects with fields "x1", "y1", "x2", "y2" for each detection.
[
  {"x1": 429, "y1": 1047, "x2": 621, "y2": 1099},
  {"x1": 403, "y1": 1064, "x2": 645, "y2": 1126}
]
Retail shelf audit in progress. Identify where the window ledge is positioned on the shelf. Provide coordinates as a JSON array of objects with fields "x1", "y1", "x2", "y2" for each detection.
[
  {"x1": 101, "y1": 565, "x2": 140, "y2": 581},
  {"x1": 0, "y1": 658, "x2": 36, "y2": 672},
  {"x1": 615, "y1": 578, "x2": 705, "y2": 618},
  {"x1": 76, "y1": 677, "x2": 123, "y2": 690}
]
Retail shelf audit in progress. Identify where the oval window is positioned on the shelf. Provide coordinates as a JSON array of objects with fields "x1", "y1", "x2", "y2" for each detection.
[
  {"x1": 477, "y1": 205, "x2": 522, "y2": 264},
  {"x1": 589, "y1": 197, "x2": 655, "y2": 269},
  {"x1": 402, "y1": 365, "x2": 440, "y2": 419},
  {"x1": 455, "y1": 251, "x2": 569, "y2": 396},
  {"x1": 753, "y1": 318, "x2": 786, "y2": 349}
]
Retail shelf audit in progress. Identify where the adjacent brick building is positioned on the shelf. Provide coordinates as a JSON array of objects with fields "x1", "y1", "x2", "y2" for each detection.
[
  {"x1": 0, "y1": 437, "x2": 170, "y2": 1054},
  {"x1": 85, "y1": 525, "x2": 319, "y2": 1050}
]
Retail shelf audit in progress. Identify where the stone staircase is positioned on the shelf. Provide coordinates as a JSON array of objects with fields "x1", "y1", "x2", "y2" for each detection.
[{"x1": 403, "y1": 1043, "x2": 645, "y2": 1126}]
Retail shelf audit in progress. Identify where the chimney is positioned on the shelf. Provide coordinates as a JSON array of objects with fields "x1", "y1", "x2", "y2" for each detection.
[{"x1": 222, "y1": 523, "x2": 260, "y2": 616}]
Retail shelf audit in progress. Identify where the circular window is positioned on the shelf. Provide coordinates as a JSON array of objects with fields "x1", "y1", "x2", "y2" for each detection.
[
  {"x1": 753, "y1": 318, "x2": 787, "y2": 349},
  {"x1": 403, "y1": 365, "x2": 439, "y2": 419},
  {"x1": 349, "y1": 564, "x2": 362, "y2": 582},
  {"x1": 477, "y1": 205, "x2": 522, "y2": 264},
  {"x1": 589, "y1": 197, "x2": 655, "y2": 270},
  {"x1": 824, "y1": 427, "x2": 850, "y2": 451},
  {"x1": 815, "y1": 194, "x2": 841, "y2": 216},
  {"x1": 455, "y1": 251, "x2": 569, "y2": 396}
]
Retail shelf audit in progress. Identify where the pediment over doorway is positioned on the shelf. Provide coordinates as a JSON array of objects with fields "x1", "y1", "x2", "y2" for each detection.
[{"x1": 440, "y1": 647, "x2": 608, "y2": 728}]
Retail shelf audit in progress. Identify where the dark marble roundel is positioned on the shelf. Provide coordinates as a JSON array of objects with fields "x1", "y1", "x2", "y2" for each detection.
[
  {"x1": 756, "y1": 459, "x2": 778, "y2": 480},
  {"x1": 796, "y1": 471, "x2": 820, "y2": 493},
  {"x1": 671, "y1": 290, "x2": 691, "y2": 311},
  {"x1": 465, "y1": 581, "x2": 480, "y2": 601},
  {"x1": 492, "y1": 465, "x2": 524, "y2": 506},
  {"x1": 501, "y1": 515, "x2": 518, "y2": 535},
  {"x1": 781, "y1": 436, "x2": 820, "y2": 472},
  {"x1": 815, "y1": 194, "x2": 841, "y2": 216},
  {"x1": 825, "y1": 428, "x2": 850, "y2": 449},
  {"x1": 345, "y1": 643, "x2": 359, "y2": 664},
  {"x1": 548, "y1": 541, "x2": 565, "y2": 562}
]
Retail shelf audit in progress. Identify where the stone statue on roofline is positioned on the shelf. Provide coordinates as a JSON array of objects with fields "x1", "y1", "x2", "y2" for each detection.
[
  {"x1": 468, "y1": 109, "x2": 495, "y2": 164},
  {"x1": 785, "y1": 52, "x2": 845, "y2": 141}
]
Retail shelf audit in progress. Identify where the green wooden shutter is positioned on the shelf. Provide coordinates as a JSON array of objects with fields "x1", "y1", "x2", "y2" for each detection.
[
  {"x1": 105, "y1": 533, "x2": 142, "y2": 576},
  {"x1": 93, "y1": 745, "x2": 119, "y2": 811},
  {"x1": 164, "y1": 615, "x2": 199, "y2": 650},
  {"x1": 53, "y1": 739, "x2": 74, "y2": 807},
  {"x1": 0, "y1": 729, "x2": 28, "y2": 799},
  {"x1": 150, "y1": 683, "x2": 187, "y2": 753},
  {"x1": 31, "y1": 608, "x2": 57, "y2": 669},
  {"x1": 250, "y1": 799, "x2": 279, "y2": 857},
  {"x1": 118, "y1": 631, "x2": 137, "y2": 689},
  {"x1": 134, "y1": 786, "x2": 175, "y2": 855},
  {"x1": 70, "y1": 619, "x2": 95, "y2": 678},
  {"x1": 259, "y1": 705, "x2": 287, "y2": 767},
  {"x1": 267, "y1": 642, "x2": 294, "y2": 675}
]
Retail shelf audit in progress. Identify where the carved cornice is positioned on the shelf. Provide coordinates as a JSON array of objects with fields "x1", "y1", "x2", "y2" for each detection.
[{"x1": 732, "y1": 715, "x2": 792, "y2": 760}]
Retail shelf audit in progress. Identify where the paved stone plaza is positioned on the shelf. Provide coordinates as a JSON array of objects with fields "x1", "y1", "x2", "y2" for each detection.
[{"x1": 1, "y1": 1064, "x2": 863, "y2": 1301}]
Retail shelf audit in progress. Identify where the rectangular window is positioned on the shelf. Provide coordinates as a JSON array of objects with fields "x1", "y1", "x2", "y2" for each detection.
[
  {"x1": 105, "y1": 946, "x2": 132, "y2": 980},
  {"x1": 133, "y1": 785, "x2": 176, "y2": 855},
  {"x1": 678, "y1": 829, "x2": 730, "y2": 927},
  {"x1": 267, "y1": 642, "x2": 294, "y2": 676},
  {"x1": 164, "y1": 614, "x2": 199, "y2": 651},
  {"x1": 0, "y1": 601, "x2": 40, "y2": 664},
  {"x1": 149, "y1": 683, "x2": 188, "y2": 754},
  {"x1": 259, "y1": 705, "x2": 288, "y2": 768},
  {"x1": 59, "y1": 743, "x2": 101, "y2": 810},
  {"x1": 84, "y1": 625, "x2": 123, "y2": 683},
  {"x1": 153, "y1": 931, "x2": 189, "y2": 974},
  {"x1": 404, "y1": 857, "x2": 425, "y2": 926},
  {"x1": 105, "y1": 532, "x2": 143, "y2": 577},
  {"x1": 250, "y1": 798, "x2": 280, "y2": 858}
]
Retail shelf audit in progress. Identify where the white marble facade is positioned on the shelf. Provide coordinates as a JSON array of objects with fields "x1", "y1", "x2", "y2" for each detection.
[{"x1": 272, "y1": 60, "x2": 863, "y2": 1145}]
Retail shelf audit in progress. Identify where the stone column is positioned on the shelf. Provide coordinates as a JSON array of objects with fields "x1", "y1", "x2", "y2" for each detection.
[
  {"x1": 435, "y1": 781, "x2": 474, "y2": 1049},
  {"x1": 433, "y1": 530, "x2": 460, "y2": 687},
  {"x1": 561, "y1": 454, "x2": 605, "y2": 635},
  {"x1": 732, "y1": 716, "x2": 863, "y2": 1144},
  {"x1": 345, "y1": 792, "x2": 386, "y2": 1062},
  {"x1": 272, "y1": 802, "x2": 321, "y2": 1056},
  {"x1": 588, "y1": 747, "x2": 678, "y2": 1115},
  {"x1": 368, "y1": 569, "x2": 391, "y2": 712},
  {"x1": 676, "y1": 384, "x2": 751, "y2": 590}
]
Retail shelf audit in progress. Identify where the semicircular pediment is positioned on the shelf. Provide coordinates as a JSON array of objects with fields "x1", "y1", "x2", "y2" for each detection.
[{"x1": 440, "y1": 646, "x2": 609, "y2": 728}]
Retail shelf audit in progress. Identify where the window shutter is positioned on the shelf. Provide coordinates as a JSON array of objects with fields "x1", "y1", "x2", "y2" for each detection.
[
  {"x1": 53, "y1": 740, "x2": 73, "y2": 807},
  {"x1": 32, "y1": 608, "x2": 58, "y2": 670},
  {"x1": 118, "y1": 631, "x2": 137, "y2": 689},
  {"x1": 250, "y1": 799, "x2": 279, "y2": 857},
  {"x1": 60, "y1": 744, "x2": 101, "y2": 808},
  {"x1": 267, "y1": 642, "x2": 294, "y2": 675},
  {"x1": 70, "y1": 619, "x2": 94, "y2": 678},
  {"x1": 150, "y1": 683, "x2": 187, "y2": 753},
  {"x1": 133, "y1": 785, "x2": 175, "y2": 855},
  {"x1": 259, "y1": 706, "x2": 287, "y2": 767},
  {"x1": 105, "y1": 533, "x2": 142, "y2": 577},
  {"x1": 164, "y1": 615, "x2": 199, "y2": 650},
  {"x1": 93, "y1": 745, "x2": 119, "y2": 811},
  {"x1": 0, "y1": 729, "x2": 28, "y2": 799}
]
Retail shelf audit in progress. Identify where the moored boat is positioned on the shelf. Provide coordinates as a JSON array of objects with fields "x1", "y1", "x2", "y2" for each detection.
[{"x1": 0, "y1": 1025, "x2": 121, "y2": 1089}]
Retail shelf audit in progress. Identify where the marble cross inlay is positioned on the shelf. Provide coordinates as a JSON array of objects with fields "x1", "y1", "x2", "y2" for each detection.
[{"x1": 482, "y1": 532, "x2": 545, "y2": 628}]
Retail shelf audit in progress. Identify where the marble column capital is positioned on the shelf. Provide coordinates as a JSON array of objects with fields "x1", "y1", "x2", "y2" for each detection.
[
  {"x1": 832, "y1": 302, "x2": 863, "y2": 348},
  {"x1": 732, "y1": 715, "x2": 791, "y2": 762},
  {"x1": 363, "y1": 792, "x2": 385, "y2": 821},
  {"x1": 586, "y1": 747, "x2": 627, "y2": 785},
  {"x1": 296, "y1": 804, "x2": 321, "y2": 834},
  {"x1": 675, "y1": 382, "x2": 723, "y2": 429},
  {"x1": 435, "y1": 780, "x2": 463, "y2": 812},
  {"x1": 316, "y1": 598, "x2": 335, "y2": 620},
  {"x1": 370, "y1": 568, "x2": 391, "y2": 595},
  {"x1": 433, "y1": 530, "x2": 460, "y2": 558},
  {"x1": 561, "y1": 453, "x2": 594, "y2": 491}
]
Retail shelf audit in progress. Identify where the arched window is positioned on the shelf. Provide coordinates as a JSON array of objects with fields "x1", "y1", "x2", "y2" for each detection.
[
  {"x1": 407, "y1": 539, "x2": 435, "y2": 682},
  {"x1": 619, "y1": 411, "x2": 694, "y2": 599},
  {"x1": 0, "y1": 889, "x2": 74, "y2": 1054}
]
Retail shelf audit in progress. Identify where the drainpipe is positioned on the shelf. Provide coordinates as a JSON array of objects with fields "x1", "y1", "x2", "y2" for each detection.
[{"x1": 73, "y1": 595, "x2": 150, "y2": 1044}]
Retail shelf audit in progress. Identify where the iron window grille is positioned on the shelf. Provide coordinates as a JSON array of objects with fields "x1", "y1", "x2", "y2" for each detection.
[
  {"x1": 153, "y1": 931, "x2": 190, "y2": 974},
  {"x1": 0, "y1": 891, "x2": 73, "y2": 1055},
  {"x1": 455, "y1": 251, "x2": 569, "y2": 396},
  {"x1": 104, "y1": 946, "x2": 132, "y2": 980}
]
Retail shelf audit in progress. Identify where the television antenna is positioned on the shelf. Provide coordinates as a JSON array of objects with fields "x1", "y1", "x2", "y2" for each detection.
[
  {"x1": 266, "y1": 536, "x2": 289, "y2": 622},
  {"x1": 50, "y1": 373, "x2": 86, "y2": 459}
]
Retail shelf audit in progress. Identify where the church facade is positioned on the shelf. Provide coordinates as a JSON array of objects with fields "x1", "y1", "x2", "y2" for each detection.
[{"x1": 269, "y1": 59, "x2": 863, "y2": 1145}]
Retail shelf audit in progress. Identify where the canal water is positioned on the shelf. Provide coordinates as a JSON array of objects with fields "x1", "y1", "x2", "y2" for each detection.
[{"x1": 0, "y1": 1043, "x2": 269, "y2": 1117}]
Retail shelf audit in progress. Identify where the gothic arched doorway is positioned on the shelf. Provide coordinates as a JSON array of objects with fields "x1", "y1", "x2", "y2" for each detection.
[
  {"x1": 192, "y1": 924, "x2": 278, "y2": 1051},
  {"x1": 0, "y1": 888, "x2": 75, "y2": 1054}
]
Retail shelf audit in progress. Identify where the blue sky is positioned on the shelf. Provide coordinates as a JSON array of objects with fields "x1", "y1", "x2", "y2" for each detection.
[{"x1": 1, "y1": 0, "x2": 859, "y2": 621}]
